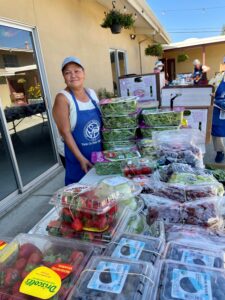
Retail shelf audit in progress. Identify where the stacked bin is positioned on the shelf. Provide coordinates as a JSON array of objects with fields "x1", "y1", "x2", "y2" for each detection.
[{"x1": 99, "y1": 96, "x2": 139, "y2": 150}]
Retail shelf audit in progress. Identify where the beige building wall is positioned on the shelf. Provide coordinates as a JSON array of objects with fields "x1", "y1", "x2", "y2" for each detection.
[
  {"x1": 164, "y1": 42, "x2": 225, "y2": 79},
  {"x1": 0, "y1": 81, "x2": 10, "y2": 107},
  {"x1": 0, "y1": 0, "x2": 157, "y2": 105}
]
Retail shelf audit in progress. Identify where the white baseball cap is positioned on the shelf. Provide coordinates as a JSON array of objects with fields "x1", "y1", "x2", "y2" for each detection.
[
  {"x1": 61, "y1": 56, "x2": 84, "y2": 71},
  {"x1": 193, "y1": 59, "x2": 201, "y2": 66},
  {"x1": 155, "y1": 61, "x2": 164, "y2": 67}
]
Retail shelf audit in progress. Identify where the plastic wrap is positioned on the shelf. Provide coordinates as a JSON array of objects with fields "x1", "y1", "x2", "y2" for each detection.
[
  {"x1": 102, "y1": 111, "x2": 139, "y2": 129},
  {"x1": 102, "y1": 127, "x2": 137, "y2": 141},
  {"x1": 137, "y1": 138, "x2": 157, "y2": 159},
  {"x1": 143, "y1": 194, "x2": 223, "y2": 228},
  {"x1": 67, "y1": 256, "x2": 154, "y2": 300},
  {"x1": 99, "y1": 96, "x2": 138, "y2": 116},
  {"x1": 104, "y1": 233, "x2": 164, "y2": 265},
  {"x1": 121, "y1": 157, "x2": 156, "y2": 177},
  {"x1": 119, "y1": 211, "x2": 165, "y2": 240},
  {"x1": 0, "y1": 233, "x2": 95, "y2": 300},
  {"x1": 165, "y1": 241, "x2": 225, "y2": 268},
  {"x1": 142, "y1": 109, "x2": 183, "y2": 126},
  {"x1": 158, "y1": 260, "x2": 225, "y2": 300}
]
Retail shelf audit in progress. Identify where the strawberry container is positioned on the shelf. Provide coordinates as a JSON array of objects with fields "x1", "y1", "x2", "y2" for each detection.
[
  {"x1": 121, "y1": 157, "x2": 156, "y2": 177},
  {"x1": 67, "y1": 256, "x2": 155, "y2": 300},
  {"x1": 165, "y1": 241, "x2": 225, "y2": 269},
  {"x1": 102, "y1": 127, "x2": 137, "y2": 141},
  {"x1": 142, "y1": 109, "x2": 183, "y2": 126},
  {"x1": 102, "y1": 110, "x2": 139, "y2": 129},
  {"x1": 104, "y1": 233, "x2": 164, "y2": 265},
  {"x1": 99, "y1": 96, "x2": 138, "y2": 116},
  {"x1": 158, "y1": 260, "x2": 225, "y2": 300},
  {"x1": 46, "y1": 207, "x2": 129, "y2": 245},
  {"x1": 0, "y1": 233, "x2": 96, "y2": 300}
]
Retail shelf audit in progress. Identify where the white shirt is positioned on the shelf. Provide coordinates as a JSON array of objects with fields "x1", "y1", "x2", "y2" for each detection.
[{"x1": 56, "y1": 88, "x2": 99, "y2": 156}]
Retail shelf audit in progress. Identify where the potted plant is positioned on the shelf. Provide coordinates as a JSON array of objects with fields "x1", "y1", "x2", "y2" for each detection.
[
  {"x1": 177, "y1": 53, "x2": 189, "y2": 63},
  {"x1": 27, "y1": 83, "x2": 43, "y2": 104},
  {"x1": 101, "y1": 9, "x2": 135, "y2": 34},
  {"x1": 145, "y1": 44, "x2": 163, "y2": 57}
]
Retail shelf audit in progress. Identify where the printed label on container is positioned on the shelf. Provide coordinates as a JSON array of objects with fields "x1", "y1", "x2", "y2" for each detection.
[
  {"x1": 103, "y1": 177, "x2": 128, "y2": 187},
  {"x1": 51, "y1": 263, "x2": 73, "y2": 280},
  {"x1": 181, "y1": 250, "x2": 215, "y2": 267},
  {"x1": 0, "y1": 240, "x2": 7, "y2": 250},
  {"x1": 0, "y1": 242, "x2": 18, "y2": 263},
  {"x1": 111, "y1": 238, "x2": 145, "y2": 260},
  {"x1": 20, "y1": 266, "x2": 61, "y2": 299},
  {"x1": 87, "y1": 261, "x2": 130, "y2": 294},
  {"x1": 171, "y1": 268, "x2": 212, "y2": 300}
]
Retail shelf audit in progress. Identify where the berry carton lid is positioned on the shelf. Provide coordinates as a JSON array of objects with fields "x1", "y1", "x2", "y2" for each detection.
[
  {"x1": 67, "y1": 256, "x2": 155, "y2": 300},
  {"x1": 104, "y1": 232, "x2": 164, "y2": 265},
  {"x1": 159, "y1": 260, "x2": 225, "y2": 300},
  {"x1": 164, "y1": 241, "x2": 225, "y2": 269}
]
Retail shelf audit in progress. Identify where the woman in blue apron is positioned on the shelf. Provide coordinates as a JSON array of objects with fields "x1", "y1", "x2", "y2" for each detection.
[
  {"x1": 53, "y1": 56, "x2": 102, "y2": 184},
  {"x1": 211, "y1": 74, "x2": 225, "y2": 163}
]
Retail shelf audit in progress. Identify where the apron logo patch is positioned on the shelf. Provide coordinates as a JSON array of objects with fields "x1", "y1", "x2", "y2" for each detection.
[{"x1": 84, "y1": 119, "x2": 100, "y2": 141}]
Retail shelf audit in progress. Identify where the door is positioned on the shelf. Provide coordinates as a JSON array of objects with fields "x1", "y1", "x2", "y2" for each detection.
[
  {"x1": 110, "y1": 49, "x2": 127, "y2": 95},
  {"x1": 167, "y1": 58, "x2": 176, "y2": 82},
  {"x1": 0, "y1": 22, "x2": 58, "y2": 202}
]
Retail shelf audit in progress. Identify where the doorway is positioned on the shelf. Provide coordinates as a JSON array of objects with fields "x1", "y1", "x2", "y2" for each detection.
[
  {"x1": 166, "y1": 58, "x2": 176, "y2": 82},
  {"x1": 109, "y1": 49, "x2": 127, "y2": 95}
]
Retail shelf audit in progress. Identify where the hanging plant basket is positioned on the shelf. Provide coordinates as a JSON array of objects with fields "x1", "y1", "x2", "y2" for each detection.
[
  {"x1": 145, "y1": 44, "x2": 163, "y2": 57},
  {"x1": 101, "y1": 9, "x2": 135, "y2": 34},
  {"x1": 177, "y1": 53, "x2": 189, "y2": 63},
  {"x1": 110, "y1": 23, "x2": 122, "y2": 34}
]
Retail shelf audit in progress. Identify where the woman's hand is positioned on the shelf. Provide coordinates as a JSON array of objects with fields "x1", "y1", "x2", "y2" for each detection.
[{"x1": 79, "y1": 156, "x2": 93, "y2": 173}]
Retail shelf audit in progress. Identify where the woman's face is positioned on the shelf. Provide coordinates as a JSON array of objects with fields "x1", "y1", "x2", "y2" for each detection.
[{"x1": 63, "y1": 63, "x2": 85, "y2": 89}]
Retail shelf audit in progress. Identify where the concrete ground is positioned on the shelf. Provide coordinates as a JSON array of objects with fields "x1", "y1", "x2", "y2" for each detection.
[{"x1": 0, "y1": 169, "x2": 64, "y2": 238}]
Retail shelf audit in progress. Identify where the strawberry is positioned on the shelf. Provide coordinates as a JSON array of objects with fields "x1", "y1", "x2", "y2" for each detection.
[
  {"x1": 14, "y1": 258, "x2": 27, "y2": 271},
  {"x1": 0, "y1": 289, "x2": 9, "y2": 300},
  {"x1": 141, "y1": 166, "x2": 152, "y2": 175},
  {"x1": 12, "y1": 282, "x2": 20, "y2": 294},
  {"x1": 9, "y1": 292, "x2": 29, "y2": 299},
  {"x1": 95, "y1": 216, "x2": 107, "y2": 230},
  {"x1": 62, "y1": 208, "x2": 73, "y2": 223},
  {"x1": 82, "y1": 232, "x2": 94, "y2": 241},
  {"x1": 69, "y1": 251, "x2": 84, "y2": 265},
  {"x1": 71, "y1": 219, "x2": 83, "y2": 231},
  {"x1": 18, "y1": 243, "x2": 41, "y2": 259},
  {"x1": 4, "y1": 268, "x2": 20, "y2": 287},
  {"x1": 27, "y1": 252, "x2": 43, "y2": 265}
]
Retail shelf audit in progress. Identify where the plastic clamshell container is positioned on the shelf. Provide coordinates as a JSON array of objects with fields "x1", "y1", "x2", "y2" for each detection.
[
  {"x1": 46, "y1": 208, "x2": 130, "y2": 245},
  {"x1": 104, "y1": 233, "x2": 164, "y2": 265},
  {"x1": 102, "y1": 127, "x2": 137, "y2": 141},
  {"x1": 140, "y1": 125, "x2": 180, "y2": 139},
  {"x1": 50, "y1": 183, "x2": 90, "y2": 207},
  {"x1": 158, "y1": 260, "x2": 225, "y2": 300},
  {"x1": 99, "y1": 96, "x2": 138, "y2": 116},
  {"x1": 121, "y1": 157, "x2": 156, "y2": 177},
  {"x1": 94, "y1": 161, "x2": 121, "y2": 175},
  {"x1": 119, "y1": 210, "x2": 165, "y2": 240},
  {"x1": 67, "y1": 256, "x2": 155, "y2": 300},
  {"x1": 103, "y1": 140, "x2": 136, "y2": 151},
  {"x1": 165, "y1": 241, "x2": 225, "y2": 269},
  {"x1": 137, "y1": 138, "x2": 157, "y2": 158},
  {"x1": 0, "y1": 233, "x2": 95, "y2": 300},
  {"x1": 102, "y1": 111, "x2": 139, "y2": 129},
  {"x1": 142, "y1": 109, "x2": 183, "y2": 126}
]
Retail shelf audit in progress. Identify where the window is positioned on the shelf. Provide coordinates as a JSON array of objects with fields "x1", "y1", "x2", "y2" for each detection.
[
  {"x1": 110, "y1": 49, "x2": 127, "y2": 95},
  {"x1": 3, "y1": 54, "x2": 19, "y2": 67}
]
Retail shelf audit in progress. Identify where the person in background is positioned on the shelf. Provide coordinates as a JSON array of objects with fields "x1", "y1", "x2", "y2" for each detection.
[
  {"x1": 211, "y1": 73, "x2": 225, "y2": 163},
  {"x1": 153, "y1": 60, "x2": 164, "y2": 73},
  {"x1": 192, "y1": 59, "x2": 210, "y2": 85},
  {"x1": 53, "y1": 56, "x2": 102, "y2": 185}
]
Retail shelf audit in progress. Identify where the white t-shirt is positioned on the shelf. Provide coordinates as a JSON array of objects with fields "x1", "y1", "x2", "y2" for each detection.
[{"x1": 56, "y1": 88, "x2": 99, "y2": 156}]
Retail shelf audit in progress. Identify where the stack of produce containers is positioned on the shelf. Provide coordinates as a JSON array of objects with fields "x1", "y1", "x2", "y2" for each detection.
[
  {"x1": 99, "y1": 96, "x2": 139, "y2": 150},
  {"x1": 0, "y1": 233, "x2": 97, "y2": 300},
  {"x1": 140, "y1": 108, "x2": 183, "y2": 139}
]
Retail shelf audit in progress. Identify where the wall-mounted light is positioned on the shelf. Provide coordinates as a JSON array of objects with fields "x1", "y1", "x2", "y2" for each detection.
[{"x1": 130, "y1": 34, "x2": 136, "y2": 40}]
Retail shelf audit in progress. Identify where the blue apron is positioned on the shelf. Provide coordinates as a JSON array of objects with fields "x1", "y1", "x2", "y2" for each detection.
[
  {"x1": 212, "y1": 78, "x2": 225, "y2": 137},
  {"x1": 65, "y1": 89, "x2": 102, "y2": 185}
]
